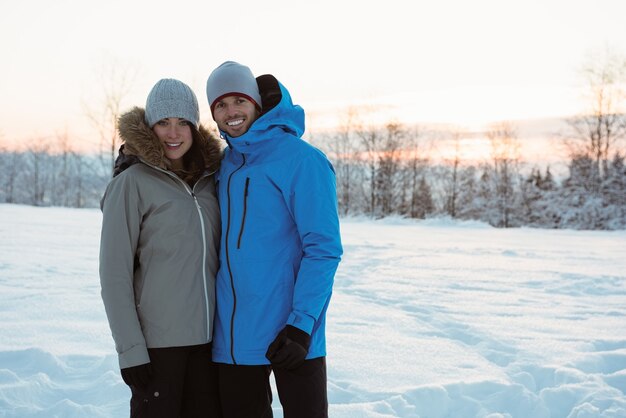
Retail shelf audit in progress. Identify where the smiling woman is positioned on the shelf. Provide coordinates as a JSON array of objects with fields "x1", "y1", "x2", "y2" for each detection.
[{"x1": 99, "y1": 78, "x2": 223, "y2": 417}]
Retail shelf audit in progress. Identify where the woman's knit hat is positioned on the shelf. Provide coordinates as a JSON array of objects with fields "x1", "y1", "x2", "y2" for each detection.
[
  {"x1": 145, "y1": 78, "x2": 200, "y2": 128},
  {"x1": 206, "y1": 61, "x2": 262, "y2": 114}
]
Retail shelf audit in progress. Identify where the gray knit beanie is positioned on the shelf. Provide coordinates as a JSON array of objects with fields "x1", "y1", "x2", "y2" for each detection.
[
  {"x1": 145, "y1": 78, "x2": 200, "y2": 128},
  {"x1": 206, "y1": 61, "x2": 262, "y2": 113}
]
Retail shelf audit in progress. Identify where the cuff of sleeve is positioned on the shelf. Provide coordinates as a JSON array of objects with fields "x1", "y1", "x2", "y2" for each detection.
[
  {"x1": 118, "y1": 344, "x2": 150, "y2": 369},
  {"x1": 286, "y1": 312, "x2": 315, "y2": 335}
]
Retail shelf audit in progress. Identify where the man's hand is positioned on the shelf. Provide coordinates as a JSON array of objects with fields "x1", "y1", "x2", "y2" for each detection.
[{"x1": 265, "y1": 325, "x2": 311, "y2": 370}]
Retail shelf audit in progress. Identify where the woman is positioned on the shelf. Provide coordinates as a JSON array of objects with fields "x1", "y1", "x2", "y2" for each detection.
[{"x1": 99, "y1": 78, "x2": 222, "y2": 417}]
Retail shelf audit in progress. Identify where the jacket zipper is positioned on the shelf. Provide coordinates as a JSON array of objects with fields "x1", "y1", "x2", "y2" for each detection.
[
  {"x1": 225, "y1": 155, "x2": 246, "y2": 364},
  {"x1": 190, "y1": 184, "x2": 211, "y2": 342},
  {"x1": 237, "y1": 178, "x2": 250, "y2": 249},
  {"x1": 150, "y1": 164, "x2": 213, "y2": 341}
]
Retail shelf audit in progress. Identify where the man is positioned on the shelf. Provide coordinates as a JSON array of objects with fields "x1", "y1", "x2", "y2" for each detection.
[{"x1": 206, "y1": 61, "x2": 343, "y2": 418}]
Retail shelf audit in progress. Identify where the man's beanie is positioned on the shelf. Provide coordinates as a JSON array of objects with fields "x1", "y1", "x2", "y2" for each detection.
[
  {"x1": 206, "y1": 61, "x2": 262, "y2": 113},
  {"x1": 145, "y1": 78, "x2": 200, "y2": 128}
]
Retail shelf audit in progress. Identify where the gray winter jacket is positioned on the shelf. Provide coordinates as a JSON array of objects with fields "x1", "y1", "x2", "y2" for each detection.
[{"x1": 99, "y1": 107, "x2": 222, "y2": 369}]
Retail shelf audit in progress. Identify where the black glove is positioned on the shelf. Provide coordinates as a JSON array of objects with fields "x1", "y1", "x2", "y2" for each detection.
[
  {"x1": 265, "y1": 325, "x2": 311, "y2": 370},
  {"x1": 121, "y1": 362, "x2": 153, "y2": 389}
]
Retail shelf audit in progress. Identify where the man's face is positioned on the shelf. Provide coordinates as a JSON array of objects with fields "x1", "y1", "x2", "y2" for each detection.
[{"x1": 212, "y1": 95, "x2": 260, "y2": 138}]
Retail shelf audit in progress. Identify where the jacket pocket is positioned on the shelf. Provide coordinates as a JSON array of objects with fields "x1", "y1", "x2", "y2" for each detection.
[{"x1": 237, "y1": 177, "x2": 250, "y2": 249}]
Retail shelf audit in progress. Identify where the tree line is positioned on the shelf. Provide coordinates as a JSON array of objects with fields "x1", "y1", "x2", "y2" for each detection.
[
  {"x1": 0, "y1": 135, "x2": 110, "y2": 208},
  {"x1": 1, "y1": 114, "x2": 624, "y2": 230},
  {"x1": 309, "y1": 118, "x2": 626, "y2": 230},
  {"x1": 0, "y1": 49, "x2": 624, "y2": 229},
  {"x1": 306, "y1": 48, "x2": 626, "y2": 230}
]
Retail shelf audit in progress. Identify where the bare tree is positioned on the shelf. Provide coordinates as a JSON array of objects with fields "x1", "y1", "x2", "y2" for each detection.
[
  {"x1": 0, "y1": 143, "x2": 22, "y2": 204},
  {"x1": 358, "y1": 128, "x2": 380, "y2": 216},
  {"x1": 442, "y1": 128, "x2": 464, "y2": 218},
  {"x1": 24, "y1": 138, "x2": 53, "y2": 206},
  {"x1": 487, "y1": 122, "x2": 522, "y2": 227},
  {"x1": 48, "y1": 130, "x2": 72, "y2": 206},
  {"x1": 48, "y1": 130, "x2": 95, "y2": 207},
  {"x1": 84, "y1": 54, "x2": 138, "y2": 175},
  {"x1": 399, "y1": 126, "x2": 429, "y2": 218},
  {"x1": 353, "y1": 108, "x2": 387, "y2": 217},
  {"x1": 374, "y1": 122, "x2": 406, "y2": 217},
  {"x1": 566, "y1": 47, "x2": 626, "y2": 185},
  {"x1": 70, "y1": 150, "x2": 91, "y2": 208},
  {"x1": 327, "y1": 107, "x2": 361, "y2": 215}
]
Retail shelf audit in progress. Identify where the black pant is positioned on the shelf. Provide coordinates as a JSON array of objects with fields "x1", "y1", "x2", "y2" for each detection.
[
  {"x1": 129, "y1": 343, "x2": 221, "y2": 418},
  {"x1": 217, "y1": 357, "x2": 328, "y2": 418}
]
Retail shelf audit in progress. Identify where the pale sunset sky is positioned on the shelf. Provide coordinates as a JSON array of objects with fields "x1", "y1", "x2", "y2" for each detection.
[{"x1": 2, "y1": 0, "x2": 626, "y2": 156}]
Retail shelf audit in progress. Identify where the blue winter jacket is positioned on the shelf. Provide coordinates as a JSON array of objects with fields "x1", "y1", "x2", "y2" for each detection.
[{"x1": 212, "y1": 79, "x2": 343, "y2": 365}]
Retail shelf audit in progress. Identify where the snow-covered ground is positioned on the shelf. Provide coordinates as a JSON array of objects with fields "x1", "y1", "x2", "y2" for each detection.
[{"x1": 0, "y1": 204, "x2": 625, "y2": 418}]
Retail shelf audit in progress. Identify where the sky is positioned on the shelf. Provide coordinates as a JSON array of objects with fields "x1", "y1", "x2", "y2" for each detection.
[
  {"x1": 1, "y1": 204, "x2": 625, "y2": 417},
  {"x1": 2, "y1": 0, "x2": 626, "y2": 153}
]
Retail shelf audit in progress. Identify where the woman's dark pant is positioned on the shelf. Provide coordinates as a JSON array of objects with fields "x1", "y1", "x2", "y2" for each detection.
[
  {"x1": 217, "y1": 357, "x2": 328, "y2": 418},
  {"x1": 128, "y1": 343, "x2": 221, "y2": 418}
]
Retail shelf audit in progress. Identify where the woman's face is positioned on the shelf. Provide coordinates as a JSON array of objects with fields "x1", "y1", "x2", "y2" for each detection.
[{"x1": 152, "y1": 118, "x2": 193, "y2": 168}]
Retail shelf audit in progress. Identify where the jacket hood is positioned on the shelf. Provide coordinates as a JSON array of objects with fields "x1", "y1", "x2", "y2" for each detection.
[
  {"x1": 118, "y1": 107, "x2": 222, "y2": 175},
  {"x1": 251, "y1": 79, "x2": 304, "y2": 138}
]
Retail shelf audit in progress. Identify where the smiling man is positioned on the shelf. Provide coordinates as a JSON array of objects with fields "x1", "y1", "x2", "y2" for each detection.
[{"x1": 205, "y1": 61, "x2": 343, "y2": 418}]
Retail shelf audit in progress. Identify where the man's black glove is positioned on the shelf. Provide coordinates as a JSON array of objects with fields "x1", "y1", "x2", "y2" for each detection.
[
  {"x1": 121, "y1": 362, "x2": 153, "y2": 389},
  {"x1": 265, "y1": 325, "x2": 311, "y2": 370}
]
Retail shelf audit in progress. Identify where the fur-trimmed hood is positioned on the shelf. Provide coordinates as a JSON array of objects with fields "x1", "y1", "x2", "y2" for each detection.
[{"x1": 115, "y1": 107, "x2": 222, "y2": 179}]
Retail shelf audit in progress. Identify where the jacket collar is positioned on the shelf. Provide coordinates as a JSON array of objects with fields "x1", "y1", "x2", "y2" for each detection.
[{"x1": 118, "y1": 107, "x2": 222, "y2": 174}]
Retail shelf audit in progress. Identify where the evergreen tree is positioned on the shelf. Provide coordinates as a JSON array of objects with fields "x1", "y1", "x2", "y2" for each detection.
[
  {"x1": 520, "y1": 167, "x2": 561, "y2": 228},
  {"x1": 560, "y1": 155, "x2": 608, "y2": 229},
  {"x1": 474, "y1": 164, "x2": 498, "y2": 225},
  {"x1": 601, "y1": 153, "x2": 626, "y2": 229},
  {"x1": 412, "y1": 175, "x2": 434, "y2": 219},
  {"x1": 520, "y1": 168, "x2": 543, "y2": 225},
  {"x1": 455, "y1": 166, "x2": 480, "y2": 220}
]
